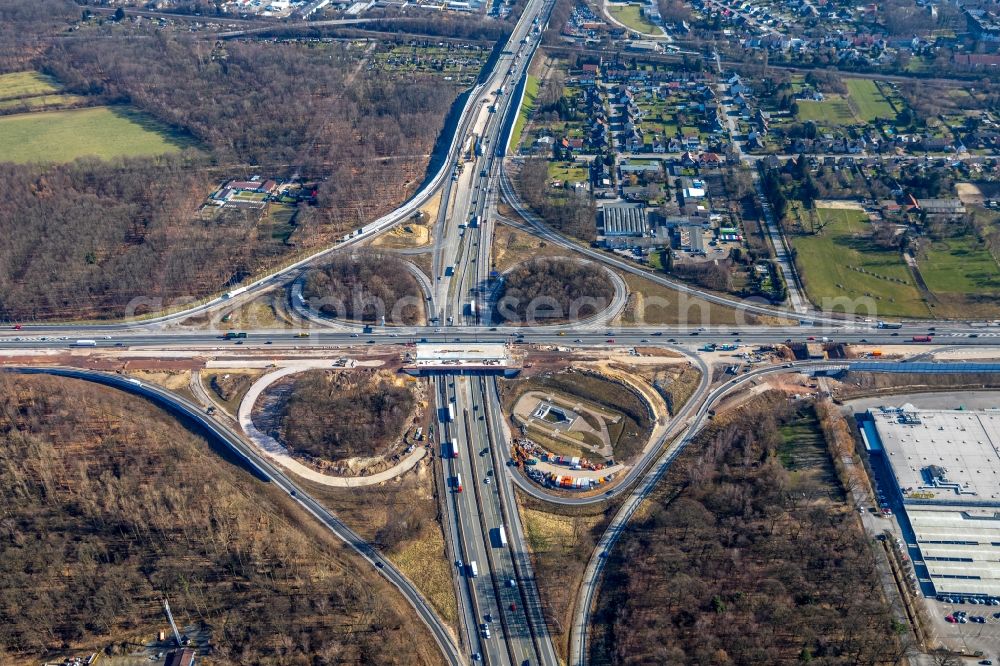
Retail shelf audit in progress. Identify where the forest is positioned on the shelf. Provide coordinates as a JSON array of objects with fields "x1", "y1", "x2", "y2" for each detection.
[
  {"x1": 516, "y1": 158, "x2": 597, "y2": 242},
  {"x1": 497, "y1": 257, "x2": 614, "y2": 324},
  {"x1": 590, "y1": 395, "x2": 906, "y2": 666},
  {"x1": 0, "y1": 28, "x2": 462, "y2": 320},
  {"x1": 302, "y1": 251, "x2": 425, "y2": 324},
  {"x1": 279, "y1": 369, "x2": 417, "y2": 462},
  {"x1": 0, "y1": 374, "x2": 440, "y2": 665}
]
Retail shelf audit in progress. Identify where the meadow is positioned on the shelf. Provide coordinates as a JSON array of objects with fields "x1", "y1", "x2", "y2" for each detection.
[
  {"x1": 0, "y1": 106, "x2": 194, "y2": 163},
  {"x1": 791, "y1": 207, "x2": 928, "y2": 317}
]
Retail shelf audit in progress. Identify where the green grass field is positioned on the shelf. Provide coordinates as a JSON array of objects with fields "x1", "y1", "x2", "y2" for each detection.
[
  {"x1": 231, "y1": 190, "x2": 268, "y2": 202},
  {"x1": 918, "y1": 236, "x2": 1000, "y2": 298},
  {"x1": 791, "y1": 208, "x2": 927, "y2": 317},
  {"x1": 796, "y1": 96, "x2": 856, "y2": 125},
  {"x1": 547, "y1": 161, "x2": 588, "y2": 183},
  {"x1": 509, "y1": 74, "x2": 539, "y2": 153},
  {"x1": 845, "y1": 79, "x2": 896, "y2": 122},
  {"x1": 0, "y1": 106, "x2": 194, "y2": 164},
  {"x1": 0, "y1": 94, "x2": 86, "y2": 111},
  {"x1": 607, "y1": 4, "x2": 661, "y2": 35},
  {"x1": 0, "y1": 71, "x2": 61, "y2": 101}
]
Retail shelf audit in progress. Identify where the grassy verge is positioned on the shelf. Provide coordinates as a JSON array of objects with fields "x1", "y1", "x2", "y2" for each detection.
[
  {"x1": 509, "y1": 74, "x2": 539, "y2": 153},
  {"x1": 299, "y1": 463, "x2": 459, "y2": 627},
  {"x1": 517, "y1": 496, "x2": 609, "y2": 662},
  {"x1": 201, "y1": 369, "x2": 264, "y2": 414}
]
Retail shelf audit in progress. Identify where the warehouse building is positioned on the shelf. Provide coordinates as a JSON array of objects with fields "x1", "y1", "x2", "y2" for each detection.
[
  {"x1": 600, "y1": 203, "x2": 648, "y2": 237},
  {"x1": 865, "y1": 406, "x2": 1000, "y2": 598}
]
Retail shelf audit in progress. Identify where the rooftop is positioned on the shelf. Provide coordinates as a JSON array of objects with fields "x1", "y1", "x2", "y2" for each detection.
[
  {"x1": 871, "y1": 406, "x2": 1000, "y2": 505},
  {"x1": 602, "y1": 203, "x2": 648, "y2": 236}
]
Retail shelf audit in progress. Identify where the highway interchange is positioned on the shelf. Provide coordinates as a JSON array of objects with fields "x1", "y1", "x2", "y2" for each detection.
[{"x1": 4, "y1": 2, "x2": 1000, "y2": 665}]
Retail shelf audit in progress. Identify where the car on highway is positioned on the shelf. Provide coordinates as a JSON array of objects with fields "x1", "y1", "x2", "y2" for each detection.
[
  {"x1": 472, "y1": 654, "x2": 481, "y2": 662},
  {"x1": 607, "y1": 338, "x2": 615, "y2": 343}
]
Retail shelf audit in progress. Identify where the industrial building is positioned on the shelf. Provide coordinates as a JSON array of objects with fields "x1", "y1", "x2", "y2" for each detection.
[
  {"x1": 864, "y1": 406, "x2": 1000, "y2": 598},
  {"x1": 600, "y1": 203, "x2": 648, "y2": 237}
]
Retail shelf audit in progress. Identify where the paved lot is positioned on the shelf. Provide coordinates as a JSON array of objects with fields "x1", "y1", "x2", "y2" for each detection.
[{"x1": 926, "y1": 597, "x2": 1000, "y2": 662}]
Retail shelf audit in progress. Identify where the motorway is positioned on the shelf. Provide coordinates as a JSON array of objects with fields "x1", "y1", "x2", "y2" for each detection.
[
  {"x1": 7, "y1": 3, "x2": 1000, "y2": 665},
  {"x1": 3, "y1": 325, "x2": 1000, "y2": 350},
  {"x1": 426, "y1": 1, "x2": 565, "y2": 662}
]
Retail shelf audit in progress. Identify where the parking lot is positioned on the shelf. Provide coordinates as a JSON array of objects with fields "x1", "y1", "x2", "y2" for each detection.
[{"x1": 926, "y1": 598, "x2": 1000, "y2": 662}]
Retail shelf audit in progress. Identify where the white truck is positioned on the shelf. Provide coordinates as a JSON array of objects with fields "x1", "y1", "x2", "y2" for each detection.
[
  {"x1": 492, "y1": 526, "x2": 508, "y2": 548},
  {"x1": 72, "y1": 339, "x2": 97, "y2": 347},
  {"x1": 468, "y1": 560, "x2": 479, "y2": 578}
]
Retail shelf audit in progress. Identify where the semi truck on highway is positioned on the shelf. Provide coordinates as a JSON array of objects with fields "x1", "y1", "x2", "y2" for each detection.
[
  {"x1": 72, "y1": 339, "x2": 97, "y2": 347},
  {"x1": 877, "y1": 321, "x2": 903, "y2": 329},
  {"x1": 451, "y1": 438, "x2": 460, "y2": 458},
  {"x1": 912, "y1": 335, "x2": 934, "y2": 342},
  {"x1": 492, "y1": 526, "x2": 508, "y2": 548},
  {"x1": 222, "y1": 332, "x2": 248, "y2": 340},
  {"x1": 445, "y1": 402, "x2": 456, "y2": 422},
  {"x1": 467, "y1": 561, "x2": 478, "y2": 577},
  {"x1": 453, "y1": 474, "x2": 463, "y2": 493}
]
